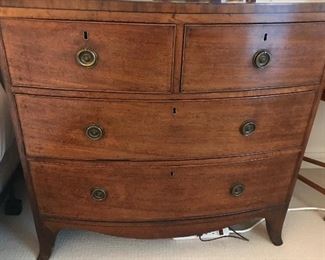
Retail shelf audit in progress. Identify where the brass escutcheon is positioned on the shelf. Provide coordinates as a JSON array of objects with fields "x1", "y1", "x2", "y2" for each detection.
[
  {"x1": 76, "y1": 48, "x2": 98, "y2": 68},
  {"x1": 91, "y1": 187, "x2": 107, "y2": 201},
  {"x1": 253, "y1": 50, "x2": 271, "y2": 69},
  {"x1": 240, "y1": 121, "x2": 256, "y2": 136},
  {"x1": 231, "y1": 183, "x2": 245, "y2": 197},
  {"x1": 86, "y1": 125, "x2": 104, "y2": 141}
]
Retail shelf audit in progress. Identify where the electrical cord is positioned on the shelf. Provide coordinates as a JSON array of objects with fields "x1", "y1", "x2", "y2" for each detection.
[
  {"x1": 229, "y1": 227, "x2": 250, "y2": 241},
  {"x1": 232, "y1": 219, "x2": 265, "y2": 234},
  {"x1": 199, "y1": 227, "x2": 249, "y2": 242},
  {"x1": 197, "y1": 207, "x2": 325, "y2": 241},
  {"x1": 288, "y1": 207, "x2": 325, "y2": 212},
  {"x1": 230, "y1": 207, "x2": 325, "y2": 234},
  {"x1": 199, "y1": 234, "x2": 248, "y2": 242}
]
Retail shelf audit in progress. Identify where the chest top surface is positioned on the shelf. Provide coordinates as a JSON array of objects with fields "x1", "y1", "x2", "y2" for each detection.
[{"x1": 0, "y1": 0, "x2": 324, "y2": 14}]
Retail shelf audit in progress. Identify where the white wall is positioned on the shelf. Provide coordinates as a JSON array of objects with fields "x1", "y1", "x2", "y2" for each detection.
[{"x1": 302, "y1": 101, "x2": 325, "y2": 168}]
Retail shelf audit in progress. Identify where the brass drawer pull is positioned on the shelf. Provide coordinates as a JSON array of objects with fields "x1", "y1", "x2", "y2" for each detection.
[
  {"x1": 91, "y1": 187, "x2": 107, "y2": 201},
  {"x1": 76, "y1": 48, "x2": 98, "y2": 68},
  {"x1": 86, "y1": 125, "x2": 104, "y2": 141},
  {"x1": 240, "y1": 121, "x2": 256, "y2": 136},
  {"x1": 253, "y1": 50, "x2": 271, "y2": 69},
  {"x1": 230, "y1": 183, "x2": 245, "y2": 197}
]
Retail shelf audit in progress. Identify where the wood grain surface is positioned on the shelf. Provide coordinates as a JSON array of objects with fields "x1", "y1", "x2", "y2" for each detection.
[
  {"x1": 30, "y1": 151, "x2": 299, "y2": 222},
  {"x1": 0, "y1": 0, "x2": 324, "y2": 14},
  {"x1": 0, "y1": 2, "x2": 324, "y2": 258},
  {"x1": 16, "y1": 91, "x2": 314, "y2": 161},
  {"x1": 2, "y1": 19, "x2": 175, "y2": 93},
  {"x1": 182, "y1": 23, "x2": 325, "y2": 92}
]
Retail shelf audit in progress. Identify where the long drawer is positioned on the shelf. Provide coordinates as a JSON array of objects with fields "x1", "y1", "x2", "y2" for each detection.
[
  {"x1": 1, "y1": 19, "x2": 175, "y2": 93},
  {"x1": 16, "y1": 91, "x2": 314, "y2": 161},
  {"x1": 30, "y1": 151, "x2": 299, "y2": 222},
  {"x1": 182, "y1": 23, "x2": 325, "y2": 93}
]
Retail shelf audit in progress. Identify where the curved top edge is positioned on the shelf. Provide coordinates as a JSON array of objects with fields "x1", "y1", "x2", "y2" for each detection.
[{"x1": 0, "y1": 0, "x2": 325, "y2": 14}]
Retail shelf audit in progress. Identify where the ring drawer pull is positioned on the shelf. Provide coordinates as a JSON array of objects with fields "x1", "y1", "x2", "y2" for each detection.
[
  {"x1": 240, "y1": 121, "x2": 256, "y2": 136},
  {"x1": 230, "y1": 183, "x2": 245, "y2": 197},
  {"x1": 253, "y1": 50, "x2": 271, "y2": 69},
  {"x1": 86, "y1": 125, "x2": 104, "y2": 141},
  {"x1": 76, "y1": 48, "x2": 98, "y2": 68},
  {"x1": 91, "y1": 187, "x2": 107, "y2": 202}
]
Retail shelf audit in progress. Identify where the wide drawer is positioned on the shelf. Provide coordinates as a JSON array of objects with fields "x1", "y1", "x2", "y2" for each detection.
[
  {"x1": 182, "y1": 23, "x2": 325, "y2": 93},
  {"x1": 16, "y1": 91, "x2": 314, "y2": 160},
  {"x1": 1, "y1": 19, "x2": 175, "y2": 93},
  {"x1": 30, "y1": 151, "x2": 299, "y2": 222}
]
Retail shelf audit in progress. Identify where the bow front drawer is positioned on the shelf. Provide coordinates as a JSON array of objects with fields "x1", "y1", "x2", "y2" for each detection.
[
  {"x1": 30, "y1": 152, "x2": 299, "y2": 222},
  {"x1": 16, "y1": 91, "x2": 314, "y2": 161},
  {"x1": 182, "y1": 23, "x2": 325, "y2": 93},
  {"x1": 1, "y1": 19, "x2": 175, "y2": 93}
]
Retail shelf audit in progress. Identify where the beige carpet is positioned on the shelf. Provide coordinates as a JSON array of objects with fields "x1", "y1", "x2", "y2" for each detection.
[{"x1": 0, "y1": 169, "x2": 324, "y2": 260}]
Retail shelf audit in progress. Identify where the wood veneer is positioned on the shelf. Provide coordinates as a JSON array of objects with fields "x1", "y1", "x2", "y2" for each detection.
[
  {"x1": 182, "y1": 23, "x2": 325, "y2": 92},
  {"x1": 0, "y1": 1, "x2": 324, "y2": 260},
  {"x1": 16, "y1": 92, "x2": 314, "y2": 161},
  {"x1": 2, "y1": 19, "x2": 175, "y2": 93},
  {"x1": 30, "y1": 151, "x2": 299, "y2": 222},
  {"x1": 0, "y1": 0, "x2": 324, "y2": 14}
]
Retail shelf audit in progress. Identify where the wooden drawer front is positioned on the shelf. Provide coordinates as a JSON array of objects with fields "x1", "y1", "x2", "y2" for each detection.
[
  {"x1": 30, "y1": 152, "x2": 299, "y2": 222},
  {"x1": 16, "y1": 92, "x2": 314, "y2": 160},
  {"x1": 182, "y1": 23, "x2": 325, "y2": 93},
  {"x1": 1, "y1": 19, "x2": 175, "y2": 93}
]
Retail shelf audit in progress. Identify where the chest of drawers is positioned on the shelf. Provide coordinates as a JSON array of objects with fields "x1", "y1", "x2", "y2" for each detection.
[{"x1": 0, "y1": 1, "x2": 324, "y2": 259}]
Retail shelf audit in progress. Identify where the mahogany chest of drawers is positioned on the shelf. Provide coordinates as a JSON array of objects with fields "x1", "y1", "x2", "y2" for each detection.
[{"x1": 0, "y1": 1, "x2": 324, "y2": 259}]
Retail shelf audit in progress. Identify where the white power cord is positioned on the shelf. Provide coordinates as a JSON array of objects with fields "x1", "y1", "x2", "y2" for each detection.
[
  {"x1": 288, "y1": 207, "x2": 325, "y2": 212},
  {"x1": 230, "y1": 207, "x2": 325, "y2": 234},
  {"x1": 173, "y1": 207, "x2": 325, "y2": 240},
  {"x1": 232, "y1": 219, "x2": 265, "y2": 234}
]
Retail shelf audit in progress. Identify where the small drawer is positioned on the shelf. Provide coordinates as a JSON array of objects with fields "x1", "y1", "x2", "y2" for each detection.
[
  {"x1": 30, "y1": 152, "x2": 299, "y2": 222},
  {"x1": 1, "y1": 19, "x2": 175, "y2": 93},
  {"x1": 16, "y1": 91, "x2": 314, "y2": 161},
  {"x1": 182, "y1": 23, "x2": 325, "y2": 93}
]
